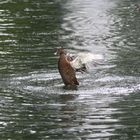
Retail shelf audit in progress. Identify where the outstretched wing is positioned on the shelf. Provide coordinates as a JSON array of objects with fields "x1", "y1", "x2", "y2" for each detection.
[{"x1": 70, "y1": 52, "x2": 104, "y2": 70}]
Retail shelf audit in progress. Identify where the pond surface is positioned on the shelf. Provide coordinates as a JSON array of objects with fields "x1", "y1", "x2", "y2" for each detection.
[{"x1": 0, "y1": 0, "x2": 140, "y2": 139}]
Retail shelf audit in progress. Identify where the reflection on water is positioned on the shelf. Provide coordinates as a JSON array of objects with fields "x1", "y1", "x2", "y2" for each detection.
[
  {"x1": 0, "y1": 0, "x2": 140, "y2": 139},
  {"x1": 0, "y1": 0, "x2": 65, "y2": 76},
  {"x1": 108, "y1": 0, "x2": 140, "y2": 76}
]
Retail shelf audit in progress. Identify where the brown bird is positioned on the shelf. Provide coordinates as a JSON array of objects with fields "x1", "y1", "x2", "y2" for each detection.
[
  {"x1": 55, "y1": 48, "x2": 104, "y2": 88},
  {"x1": 55, "y1": 48, "x2": 79, "y2": 87}
]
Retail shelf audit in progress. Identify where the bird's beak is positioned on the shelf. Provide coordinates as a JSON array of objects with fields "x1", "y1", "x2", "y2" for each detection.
[{"x1": 54, "y1": 52, "x2": 57, "y2": 55}]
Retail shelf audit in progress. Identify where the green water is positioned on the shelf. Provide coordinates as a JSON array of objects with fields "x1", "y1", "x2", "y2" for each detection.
[{"x1": 0, "y1": 0, "x2": 140, "y2": 139}]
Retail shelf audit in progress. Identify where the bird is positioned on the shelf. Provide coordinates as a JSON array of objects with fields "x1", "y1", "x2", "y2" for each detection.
[
  {"x1": 55, "y1": 48, "x2": 79, "y2": 88},
  {"x1": 55, "y1": 48, "x2": 103, "y2": 87}
]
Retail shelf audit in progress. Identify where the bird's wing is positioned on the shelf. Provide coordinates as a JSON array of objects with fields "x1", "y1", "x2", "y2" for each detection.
[
  {"x1": 77, "y1": 53, "x2": 103, "y2": 63},
  {"x1": 70, "y1": 52, "x2": 104, "y2": 70}
]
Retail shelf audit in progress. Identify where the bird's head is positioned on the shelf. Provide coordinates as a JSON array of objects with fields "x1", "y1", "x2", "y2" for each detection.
[{"x1": 54, "y1": 47, "x2": 66, "y2": 56}]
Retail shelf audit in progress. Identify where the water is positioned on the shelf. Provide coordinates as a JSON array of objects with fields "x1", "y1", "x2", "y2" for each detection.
[{"x1": 0, "y1": 0, "x2": 140, "y2": 139}]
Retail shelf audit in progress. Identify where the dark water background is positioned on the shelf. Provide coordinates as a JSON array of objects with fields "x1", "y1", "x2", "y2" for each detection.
[{"x1": 0, "y1": 0, "x2": 140, "y2": 139}]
